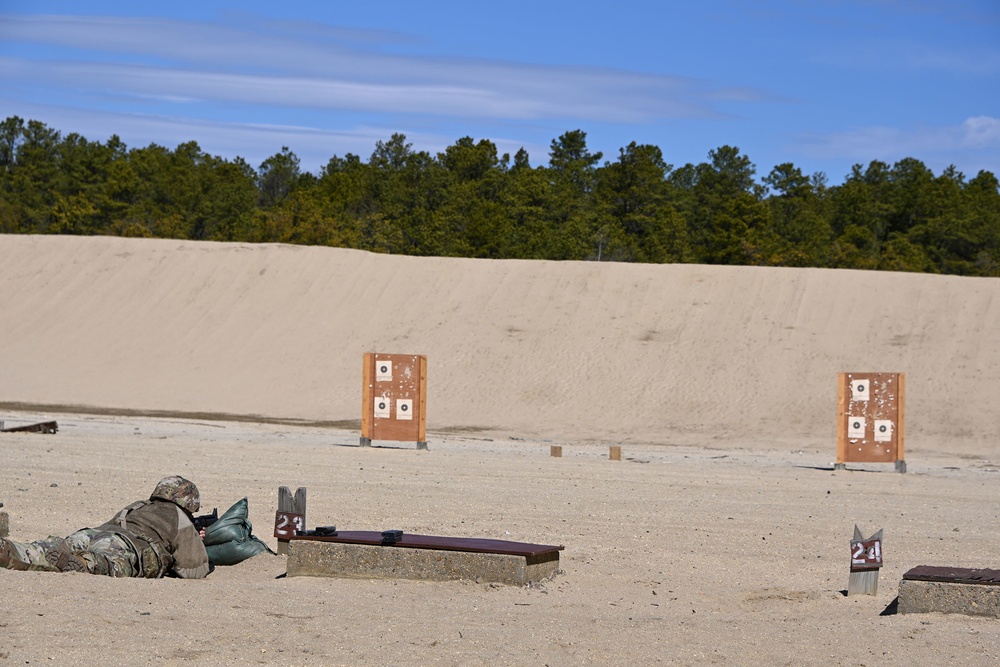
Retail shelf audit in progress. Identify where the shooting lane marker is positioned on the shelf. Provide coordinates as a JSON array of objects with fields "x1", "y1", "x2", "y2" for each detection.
[
  {"x1": 274, "y1": 486, "x2": 306, "y2": 556},
  {"x1": 848, "y1": 525, "x2": 883, "y2": 596}
]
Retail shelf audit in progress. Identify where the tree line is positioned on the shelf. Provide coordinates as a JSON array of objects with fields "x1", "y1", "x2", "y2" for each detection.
[{"x1": 2, "y1": 116, "x2": 998, "y2": 276}]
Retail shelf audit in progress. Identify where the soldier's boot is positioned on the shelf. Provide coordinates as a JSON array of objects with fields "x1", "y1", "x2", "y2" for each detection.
[
  {"x1": 44, "y1": 544, "x2": 88, "y2": 573},
  {"x1": 0, "y1": 537, "x2": 31, "y2": 571}
]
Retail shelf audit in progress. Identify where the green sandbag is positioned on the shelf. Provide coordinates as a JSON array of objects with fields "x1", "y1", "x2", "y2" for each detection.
[{"x1": 203, "y1": 497, "x2": 276, "y2": 566}]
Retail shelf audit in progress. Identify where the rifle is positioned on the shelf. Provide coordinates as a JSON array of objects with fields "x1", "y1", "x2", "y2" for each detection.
[
  {"x1": 192, "y1": 508, "x2": 218, "y2": 532},
  {"x1": 295, "y1": 525, "x2": 337, "y2": 537}
]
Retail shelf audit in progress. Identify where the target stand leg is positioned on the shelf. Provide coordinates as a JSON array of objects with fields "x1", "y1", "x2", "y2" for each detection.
[
  {"x1": 360, "y1": 436, "x2": 372, "y2": 447},
  {"x1": 895, "y1": 460, "x2": 907, "y2": 473},
  {"x1": 417, "y1": 441, "x2": 428, "y2": 451},
  {"x1": 834, "y1": 463, "x2": 846, "y2": 471}
]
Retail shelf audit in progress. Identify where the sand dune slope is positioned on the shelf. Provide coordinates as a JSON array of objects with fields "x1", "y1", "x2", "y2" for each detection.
[{"x1": 1, "y1": 234, "x2": 997, "y2": 454}]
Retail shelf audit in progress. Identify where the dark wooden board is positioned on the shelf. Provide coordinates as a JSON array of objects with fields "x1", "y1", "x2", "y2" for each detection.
[
  {"x1": 903, "y1": 565, "x2": 1000, "y2": 586},
  {"x1": 290, "y1": 530, "x2": 564, "y2": 558},
  {"x1": 0, "y1": 420, "x2": 58, "y2": 434}
]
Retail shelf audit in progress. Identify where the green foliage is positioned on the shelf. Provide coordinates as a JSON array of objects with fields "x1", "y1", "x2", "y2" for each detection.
[
  {"x1": 674, "y1": 146, "x2": 770, "y2": 265},
  {"x1": 759, "y1": 163, "x2": 833, "y2": 267},
  {"x1": 1, "y1": 116, "x2": 998, "y2": 276},
  {"x1": 258, "y1": 147, "x2": 302, "y2": 208},
  {"x1": 593, "y1": 142, "x2": 688, "y2": 262}
]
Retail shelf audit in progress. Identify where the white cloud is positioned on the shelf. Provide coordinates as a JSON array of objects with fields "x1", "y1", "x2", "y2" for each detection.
[
  {"x1": 962, "y1": 116, "x2": 1000, "y2": 148},
  {"x1": 793, "y1": 116, "x2": 1000, "y2": 175},
  {"x1": 0, "y1": 14, "x2": 742, "y2": 124}
]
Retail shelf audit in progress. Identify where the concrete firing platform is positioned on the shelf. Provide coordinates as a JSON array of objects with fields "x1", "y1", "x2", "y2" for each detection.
[
  {"x1": 899, "y1": 566, "x2": 1000, "y2": 617},
  {"x1": 286, "y1": 531, "x2": 563, "y2": 586}
]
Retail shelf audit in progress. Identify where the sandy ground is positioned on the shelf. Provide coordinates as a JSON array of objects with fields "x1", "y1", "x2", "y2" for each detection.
[
  {"x1": 2, "y1": 235, "x2": 1000, "y2": 665},
  {"x1": 3, "y1": 414, "x2": 1000, "y2": 666}
]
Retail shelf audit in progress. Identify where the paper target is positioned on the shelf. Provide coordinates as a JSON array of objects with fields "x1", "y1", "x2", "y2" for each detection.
[
  {"x1": 397, "y1": 398, "x2": 413, "y2": 420},
  {"x1": 848, "y1": 416, "x2": 866, "y2": 439},
  {"x1": 851, "y1": 379, "x2": 870, "y2": 402},
  {"x1": 374, "y1": 396, "x2": 391, "y2": 419},
  {"x1": 376, "y1": 361, "x2": 393, "y2": 382},
  {"x1": 874, "y1": 420, "x2": 893, "y2": 442}
]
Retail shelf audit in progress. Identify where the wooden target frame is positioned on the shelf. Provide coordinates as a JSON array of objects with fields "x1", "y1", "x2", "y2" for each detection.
[
  {"x1": 361, "y1": 352, "x2": 427, "y2": 449},
  {"x1": 836, "y1": 372, "x2": 905, "y2": 472}
]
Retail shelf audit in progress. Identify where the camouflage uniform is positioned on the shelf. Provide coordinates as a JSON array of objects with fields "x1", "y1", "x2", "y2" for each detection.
[{"x1": 0, "y1": 476, "x2": 210, "y2": 579}]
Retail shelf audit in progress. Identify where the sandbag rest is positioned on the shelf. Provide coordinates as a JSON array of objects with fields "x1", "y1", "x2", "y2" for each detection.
[{"x1": 203, "y1": 497, "x2": 276, "y2": 566}]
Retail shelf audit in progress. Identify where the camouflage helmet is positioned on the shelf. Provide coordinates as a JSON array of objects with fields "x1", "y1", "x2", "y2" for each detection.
[{"x1": 150, "y1": 476, "x2": 201, "y2": 513}]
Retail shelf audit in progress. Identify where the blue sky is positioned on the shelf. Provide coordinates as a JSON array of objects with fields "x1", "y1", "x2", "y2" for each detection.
[{"x1": 1, "y1": 1, "x2": 998, "y2": 185}]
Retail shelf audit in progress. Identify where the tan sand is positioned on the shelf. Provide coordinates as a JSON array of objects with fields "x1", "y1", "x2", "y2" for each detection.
[{"x1": 1, "y1": 235, "x2": 999, "y2": 665}]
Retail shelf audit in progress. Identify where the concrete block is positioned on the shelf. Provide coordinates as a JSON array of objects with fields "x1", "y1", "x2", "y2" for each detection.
[
  {"x1": 898, "y1": 579, "x2": 1000, "y2": 617},
  {"x1": 287, "y1": 540, "x2": 560, "y2": 586}
]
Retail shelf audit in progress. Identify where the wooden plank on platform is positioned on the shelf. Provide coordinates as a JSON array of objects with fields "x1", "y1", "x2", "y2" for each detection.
[
  {"x1": 903, "y1": 566, "x2": 1000, "y2": 586},
  {"x1": 287, "y1": 534, "x2": 563, "y2": 585},
  {"x1": 0, "y1": 421, "x2": 58, "y2": 434},
  {"x1": 899, "y1": 566, "x2": 1000, "y2": 617},
  {"x1": 289, "y1": 530, "x2": 564, "y2": 558}
]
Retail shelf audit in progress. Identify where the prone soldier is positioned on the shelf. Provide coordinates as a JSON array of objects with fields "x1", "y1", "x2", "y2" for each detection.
[{"x1": 0, "y1": 476, "x2": 210, "y2": 578}]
